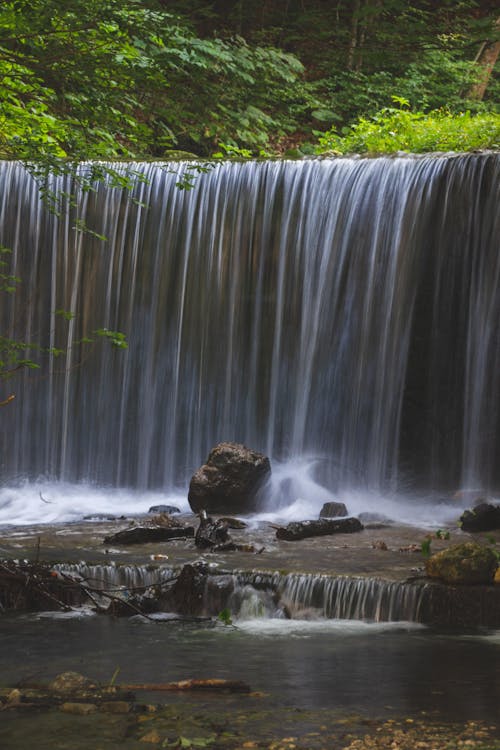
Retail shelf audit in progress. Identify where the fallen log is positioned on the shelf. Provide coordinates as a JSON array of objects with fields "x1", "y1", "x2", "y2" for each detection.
[
  {"x1": 276, "y1": 517, "x2": 364, "y2": 541},
  {"x1": 119, "y1": 679, "x2": 251, "y2": 693}
]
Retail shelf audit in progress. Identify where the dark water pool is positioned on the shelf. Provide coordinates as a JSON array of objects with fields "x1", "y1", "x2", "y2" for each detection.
[{"x1": 1, "y1": 613, "x2": 499, "y2": 719}]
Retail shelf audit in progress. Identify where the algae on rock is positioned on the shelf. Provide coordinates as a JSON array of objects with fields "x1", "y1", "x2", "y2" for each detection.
[{"x1": 425, "y1": 542, "x2": 498, "y2": 585}]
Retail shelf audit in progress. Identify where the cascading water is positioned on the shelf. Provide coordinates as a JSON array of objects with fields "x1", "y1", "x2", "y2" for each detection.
[
  {"x1": 0, "y1": 155, "x2": 499, "y2": 516},
  {"x1": 54, "y1": 563, "x2": 426, "y2": 623}
]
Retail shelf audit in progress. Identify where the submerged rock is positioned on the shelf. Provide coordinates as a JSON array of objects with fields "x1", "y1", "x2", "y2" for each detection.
[
  {"x1": 148, "y1": 504, "x2": 180, "y2": 514},
  {"x1": 425, "y1": 542, "x2": 498, "y2": 585},
  {"x1": 319, "y1": 501, "x2": 348, "y2": 518},
  {"x1": 188, "y1": 442, "x2": 271, "y2": 514},
  {"x1": 60, "y1": 702, "x2": 97, "y2": 715},
  {"x1": 459, "y1": 502, "x2": 500, "y2": 532},
  {"x1": 50, "y1": 672, "x2": 96, "y2": 693}
]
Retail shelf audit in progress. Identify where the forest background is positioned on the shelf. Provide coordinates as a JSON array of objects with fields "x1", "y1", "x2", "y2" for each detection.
[
  {"x1": 1, "y1": 0, "x2": 499, "y2": 165},
  {"x1": 0, "y1": 0, "x2": 499, "y2": 403}
]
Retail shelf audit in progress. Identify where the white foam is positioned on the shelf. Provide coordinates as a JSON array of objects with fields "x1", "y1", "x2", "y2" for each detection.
[
  {"x1": 249, "y1": 457, "x2": 469, "y2": 528},
  {"x1": 233, "y1": 618, "x2": 426, "y2": 637},
  {"x1": 0, "y1": 479, "x2": 190, "y2": 526},
  {"x1": 0, "y1": 457, "x2": 484, "y2": 528}
]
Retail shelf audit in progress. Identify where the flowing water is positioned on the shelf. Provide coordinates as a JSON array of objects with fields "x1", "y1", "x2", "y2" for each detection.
[
  {"x1": 1, "y1": 156, "x2": 499, "y2": 747},
  {"x1": 0, "y1": 155, "x2": 499, "y2": 525}
]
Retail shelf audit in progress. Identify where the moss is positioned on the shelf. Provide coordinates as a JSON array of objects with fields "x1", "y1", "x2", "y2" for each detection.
[{"x1": 425, "y1": 542, "x2": 498, "y2": 585}]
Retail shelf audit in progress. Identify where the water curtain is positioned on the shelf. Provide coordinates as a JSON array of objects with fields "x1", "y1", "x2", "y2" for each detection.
[{"x1": 0, "y1": 155, "x2": 498, "y2": 495}]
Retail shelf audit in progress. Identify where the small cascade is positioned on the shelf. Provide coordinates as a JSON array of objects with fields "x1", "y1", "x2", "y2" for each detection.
[
  {"x1": 52, "y1": 563, "x2": 426, "y2": 623},
  {"x1": 53, "y1": 562, "x2": 177, "y2": 590},
  {"x1": 232, "y1": 571, "x2": 425, "y2": 623}
]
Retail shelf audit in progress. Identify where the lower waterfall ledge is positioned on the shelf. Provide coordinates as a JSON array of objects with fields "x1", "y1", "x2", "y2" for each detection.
[
  {"x1": 1, "y1": 516, "x2": 500, "y2": 628},
  {"x1": 2, "y1": 558, "x2": 500, "y2": 629}
]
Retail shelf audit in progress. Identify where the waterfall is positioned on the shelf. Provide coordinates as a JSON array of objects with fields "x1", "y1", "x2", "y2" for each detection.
[
  {"x1": 0, "y1": 155, "x2": 498, "y2": 499},
  {"x1": 53, "y1": 563, "x2": 425, "y2": 623},
  {"x1": 232, "y1": 571, "x2": 425, "y2": 623}
]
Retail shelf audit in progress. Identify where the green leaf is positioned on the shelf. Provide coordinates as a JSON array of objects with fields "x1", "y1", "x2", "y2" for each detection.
[{"x1": 55, "y1": 309, "x2": 76, "y2": 321}]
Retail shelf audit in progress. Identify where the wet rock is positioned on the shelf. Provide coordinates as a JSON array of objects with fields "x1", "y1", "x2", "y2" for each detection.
[
  {"x1": 319, "y1": 501, "x2": 348, "y2": 518},
  {"x1": 218, "y1": 516, "x2": 248, "y2": 529},
  {"x1": 276, "y1": 517, "x2": 363, "y2": 541},
  {"x1": 372, "y1": 540, "x2": 388, "y2": 550},
  {"x1": 167, "y1": 563, "x2": 208, "y2": 616},
  {"x1": 195, "y1": 511, "x2": 230, "y2": 549},
  {"x1": 103, "y1": 525, "x2": 194, "y2": 545},
  {"x1": 100, "y1": 701, "x2": 131, "y2": 713},
  {"x1": 459, "y1": 502, "x2": 500, "y2": 532},
  {"x1": 6, "y1": 689, "x2": 21, "y2": 705},
  {"x1": 188, "y1": 442, "x2": 271, "y2": 514},
  {"x1": 163, "y1": 563, "x2": 235, "y2": 617},
  {"x1": 60, "y1": 702, "x2": 97, "y2": 715},
  {"x1": 425, "y1": 542, "x2": 498, "y2": 585},
  {"x1": 50, "y1": 672, "x2": 96, "y2": 693},
  {"x1": 419, "y1": 581, "x2": 500, "y2": 628},
  {"x1": 148, "y1": 505, "x2": 180, "y2": 514},
  {"x1": 140, "y1": 729, "x2": 162, "y2": 744}
]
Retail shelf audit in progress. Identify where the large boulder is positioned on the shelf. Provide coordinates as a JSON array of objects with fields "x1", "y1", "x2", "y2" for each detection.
[
  {"x1": 425, "y1": 542, "x2": 498, "y2": 585},
  {"x1": 459, "y1": 502, "x2": 500, "y2": 532},
  {"x1": 188, "y1": 442, "x2": 271, "y2": 514}
]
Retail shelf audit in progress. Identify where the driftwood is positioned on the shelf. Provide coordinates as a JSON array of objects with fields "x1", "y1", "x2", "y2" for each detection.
[
  {"x1": 195, "y1": 510, "x2": 230, "y2": 549},
  {"x1": 0, "y1": 560, "x2": 80, "y2": 611},
  {"x1": 120, "y1": 679, "x2": 251, "y2": 693},
  {"x1": 0, "y1": 560, "x2": 179, "y2": 615},
  {"x1": 275, "y1": 517, "x2": 364, "y2": 541}
]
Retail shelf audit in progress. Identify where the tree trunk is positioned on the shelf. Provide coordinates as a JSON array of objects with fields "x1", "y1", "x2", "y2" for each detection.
[
  {"x1": 468, "y1": 16, "x2": 500, "y2": 100},
  {"x1": 347, "y1": 0, "x2": 361, "y2": 70}
]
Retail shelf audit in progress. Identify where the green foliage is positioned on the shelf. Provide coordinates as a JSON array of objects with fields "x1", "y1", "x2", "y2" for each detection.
[
  {"x1": 217, "y1": 607, "x2": 233, "y2": 626},
  {"x1": 1, "y1": 1, "x2": 498, "y2": 159},
  {"x1": 94, "y1": 329, "x2": 128, "y2": 350},
  {"x1": 421, "y1": 537, "x2": 432, "y2": 558},
  {"x1": 317, "y1": 99, "x2": 500, "y2": 154},
  {"x1": 435, "y1": 530, "x2": 450, "y2": 540},
  {"x1": 0, "y1": 0, "x2": 313, "y2": 161},
  {"x1": 1, "y1": 0, "x2": 498, "y2": 401},
  {"x1": 109, "y1": 667, "x2": 120, "y2": 687},
  {"x1": 0, "y1": 247, "x2": 21, "y2": 294}
]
